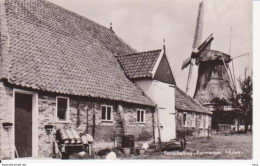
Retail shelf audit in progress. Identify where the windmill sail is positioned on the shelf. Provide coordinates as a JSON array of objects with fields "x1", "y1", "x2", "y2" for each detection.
[
  {"x1": 182, "y1": 57, "x2": 191, "y2": 69},
  {"x1": 182, "y1": 1, "x2": 205, "y2": 70},
  {"x1": 183, "y1": 1, "x2": 205, "y2": 93},
  {"x1": 192, "y1": 1, "x2": 204, "y2": 50},
  {"x1": 195, "y1": 34, "x2": 214, "y2": 64}
]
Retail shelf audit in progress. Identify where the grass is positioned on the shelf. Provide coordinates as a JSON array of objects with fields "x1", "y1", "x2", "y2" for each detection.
[
  {"x1": 67, "y1": 132, "x2": 252, "y2": 160},
  {"x1": 127, "y1": 132, "x2": 252, "y2": 160}
]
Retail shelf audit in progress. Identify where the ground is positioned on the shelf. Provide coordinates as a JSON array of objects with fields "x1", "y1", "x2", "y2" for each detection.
[
  {"x1": 69, "y1": 132, "x2": 252, "y2": 160},
  {"x1": 128, "y1": 133, "x2": 252, "y2": 160}
]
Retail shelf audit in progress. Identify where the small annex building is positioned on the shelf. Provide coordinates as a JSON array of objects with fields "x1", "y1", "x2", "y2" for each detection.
[{"x1": 175, "y1": 87, "x2": 212, "y2": 137}]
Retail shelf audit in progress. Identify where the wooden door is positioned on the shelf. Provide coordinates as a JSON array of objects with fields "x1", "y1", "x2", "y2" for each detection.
[{"x1": 15, "y1": 93, "x2": 33, "y2": 158}]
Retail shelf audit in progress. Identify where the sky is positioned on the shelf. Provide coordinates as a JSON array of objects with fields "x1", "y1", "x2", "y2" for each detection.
[{"x1": 48, "y1": 0, "x2": 252, "y2": 96}]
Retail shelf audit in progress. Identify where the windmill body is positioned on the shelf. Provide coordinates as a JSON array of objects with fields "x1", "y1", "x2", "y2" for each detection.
[
  {"x1": 182, "y1": 1, "x2": 235, "y2": 106},
  {"x1": 193, "y1": 50, "x2": 234, "y2": 106}
]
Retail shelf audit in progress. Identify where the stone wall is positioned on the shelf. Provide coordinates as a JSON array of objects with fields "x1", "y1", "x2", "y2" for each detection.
[{"x1": 0, "y1": 81, "x2": 14, "y2": 159}]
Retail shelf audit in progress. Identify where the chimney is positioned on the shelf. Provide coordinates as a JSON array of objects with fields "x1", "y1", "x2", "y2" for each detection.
[
  {"x1": 110, "y1": 22, "x2": 115, "y2": 33},
  {"x1": 163, "y1": 38, "x2": 166, "y2": 53}
]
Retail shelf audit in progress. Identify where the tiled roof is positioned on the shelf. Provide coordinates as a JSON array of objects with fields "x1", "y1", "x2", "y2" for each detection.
[
  {"x1": 175, "y1": 87, "x2": 212, "y2": 114},
  {"x1": 0, "y1": 0, "x2": 155, "y2": 106},
  {"x1": 116, "y1": 49, "x2": 162, "y2": 79}
]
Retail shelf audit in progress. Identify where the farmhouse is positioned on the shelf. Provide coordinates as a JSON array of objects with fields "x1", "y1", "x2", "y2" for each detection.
[
  {"x1": 0, "y1": 0, "x2": 155, "y2": 159},
  {"x1": 0, "y1": 0, "x2": 212, "y2": 159}
]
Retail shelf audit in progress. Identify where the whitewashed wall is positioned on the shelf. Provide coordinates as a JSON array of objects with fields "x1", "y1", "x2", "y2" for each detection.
[{"x1": 135, "y1": 79, "x2": 176, "y2": 142}]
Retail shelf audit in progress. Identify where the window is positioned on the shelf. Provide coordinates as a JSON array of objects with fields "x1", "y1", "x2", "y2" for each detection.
[
  {"x1": 205, "y1": 115, "x2": 209, "y2": 128},
  {"x1": 101, "y1": 105, "x2": 113, "y2": 121},
  {"x1": 191, "y1": 113, "x2": 196, "y2": 127},
  {"x1": 137, "y1": 110, "x2": 145, "y2": 123},
  {"x1": 199, "y1": 114, "x2": 203, "y2": 128},
  {"x1": 203, "y1": 114, "x2": 206, "y2": 129},
  {"x1": 183, "y1": 113, "x2": 187, "y2": 126},
  {"x1": 56, "y1": 97, "x2": 69, "y2": 122}
]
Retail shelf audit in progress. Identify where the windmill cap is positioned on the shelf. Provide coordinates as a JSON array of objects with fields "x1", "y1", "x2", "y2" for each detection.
[{"x1": 199, "y1": 50, "x2": 231, "y2": 63}]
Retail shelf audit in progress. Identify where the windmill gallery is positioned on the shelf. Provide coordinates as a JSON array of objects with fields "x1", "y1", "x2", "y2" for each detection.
[{"x1": 0, "y1": 0, "x2": 252, "y2": 159}]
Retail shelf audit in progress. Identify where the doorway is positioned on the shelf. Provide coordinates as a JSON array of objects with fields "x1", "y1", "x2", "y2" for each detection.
[{"x1": 15, "y1": 93, "x2": 33, "y2": 158}]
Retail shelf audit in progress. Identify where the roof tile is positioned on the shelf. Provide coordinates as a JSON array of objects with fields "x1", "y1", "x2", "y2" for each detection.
[
  {"x1": 175, "y1": 87, "x2": 212, "y2": 114},
  {"x1": 2, "y1": 0, "x2": 154, "y2": 106},
  {"x1": 117, "y1": 49, "x2": 162, "y2": 79}
]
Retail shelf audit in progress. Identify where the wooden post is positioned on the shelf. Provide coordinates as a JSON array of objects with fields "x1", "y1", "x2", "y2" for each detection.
[
  {"x1": 86, "y1": 107, "x2": 89, "y2": 133},
  {"x1": 92, "y1": 105, "x2": 96, "y2": 138},
  {"x1": 207, "y1": 125, "x2": 210, "y2": 140},
  {"x1": 115, "y1": 104, "x2": 125, "y2": 148},
  {"x1": 89, "y1": 144, "x2": 92, "y2": 155},
  {"x1": 76, "y1": 103, "x2": 81, "y2": 127},
  {"x1": 155, "y1": 105, "x2": 162, "y2": 151}
]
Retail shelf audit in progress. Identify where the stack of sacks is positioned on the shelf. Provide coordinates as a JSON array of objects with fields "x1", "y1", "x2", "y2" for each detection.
[
  {"x1": 81, "y1": 134, "x2": 94, "y2": 145},
  {"x1": 56, "y1": 128, "x2": 93, "y2": 144}
]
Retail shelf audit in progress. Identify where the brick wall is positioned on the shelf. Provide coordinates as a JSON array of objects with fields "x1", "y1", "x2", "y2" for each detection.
[
  {"x1": 0, "y1": 81, "x2": 14, "y2": 159},
  {"x1": 122, "y1": 105, "x2": 154, "y2": 141},
  {"x1": 37, "y1": 93, "x2": 155, "y2": 157}
]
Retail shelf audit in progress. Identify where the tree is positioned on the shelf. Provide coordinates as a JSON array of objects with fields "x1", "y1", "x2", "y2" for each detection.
[
  {"x1": 210, "y1": 75, "x2": 252, "y2": 133},
  {"x1": 210, "y1": 97, "x2": 229, "y2": 131},
  {"x1": 236, "y1": 75, "x2": 253, "y2": 133}
]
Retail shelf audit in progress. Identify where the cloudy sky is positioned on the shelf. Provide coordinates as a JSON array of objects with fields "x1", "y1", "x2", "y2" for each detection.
[{"x1": 49, "y1": 0, "x2": 252, "y2": 96}]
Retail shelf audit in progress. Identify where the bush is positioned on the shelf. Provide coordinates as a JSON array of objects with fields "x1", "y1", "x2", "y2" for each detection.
[
  {"x1": 176, "y1": 128, "x2": 193, "y2": 139},
  {"x1": 136, "y1": 130, "x2": 152, "y2": 141}
]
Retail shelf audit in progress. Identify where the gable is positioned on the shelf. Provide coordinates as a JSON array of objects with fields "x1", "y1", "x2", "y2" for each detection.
[{"x1": 153, "y1": 54, "x2": 176, "y2": 85}]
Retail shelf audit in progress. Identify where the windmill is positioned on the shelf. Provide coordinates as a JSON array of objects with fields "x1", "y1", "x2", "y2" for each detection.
[{"x1": 182, "y1": 1, "x2": 236, "y2": 105}]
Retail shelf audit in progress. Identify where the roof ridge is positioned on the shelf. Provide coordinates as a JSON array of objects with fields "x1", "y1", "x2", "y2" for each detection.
[{"x1": 116, "y1": 49, "x2": 162, "y2": 57}]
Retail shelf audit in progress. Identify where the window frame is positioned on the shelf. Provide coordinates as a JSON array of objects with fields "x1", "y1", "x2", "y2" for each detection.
[
  {"x1": 137, "y1": 109, "x2": 146, "y2": 124},
  {"x1": 56, "y1": 96, "x2": 70, "y2": 123},
  {"x1": 101, "y1": 105, "x2": 113, "y2": 122}
]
